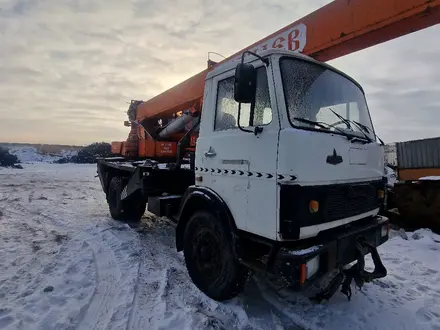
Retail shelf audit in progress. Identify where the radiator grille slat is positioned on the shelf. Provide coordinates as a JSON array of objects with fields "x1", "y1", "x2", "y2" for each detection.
[{"x1": 325, "y1": 184, "x2": 379, "y2": 221}]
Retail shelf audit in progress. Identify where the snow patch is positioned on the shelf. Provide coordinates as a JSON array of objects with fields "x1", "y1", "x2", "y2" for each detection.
[
  {"x1": 385, "y1": 165, "x2": 397, "y2": 186},
  {"x1": 8, "y1": 146, "x2": 77, "y2": 164},
  {"x1": 419, "y1": 176, "x2": 440, "y2": 181},
  {"x1": 289, "y1": 245, "x2": 322, "y2": 256}
]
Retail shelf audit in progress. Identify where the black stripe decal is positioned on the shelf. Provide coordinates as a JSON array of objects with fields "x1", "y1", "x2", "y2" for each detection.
[{"x1": 193, "y1": 168, "x2": 296, "y2": 181}]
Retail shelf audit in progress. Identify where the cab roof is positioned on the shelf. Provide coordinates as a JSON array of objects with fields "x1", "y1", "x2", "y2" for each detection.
[{"x1": 206, "y1": 49, "x2": 364, "y2": 93}]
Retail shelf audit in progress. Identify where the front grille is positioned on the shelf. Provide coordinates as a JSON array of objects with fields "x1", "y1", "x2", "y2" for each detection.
[
  {"x1": 325, "y1": 183, "x2": 378, "y2": 221},
  {"x1": 279, "y1": 180, "x2": 384, "y2": 239}
]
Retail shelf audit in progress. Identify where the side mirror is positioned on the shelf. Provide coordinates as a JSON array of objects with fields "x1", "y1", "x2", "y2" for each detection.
[{"x1": 234, "y1": 63, "x2": 256, "y2": 104}]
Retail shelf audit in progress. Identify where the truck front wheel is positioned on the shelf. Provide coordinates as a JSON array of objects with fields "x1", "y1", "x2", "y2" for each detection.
[
  {"x1": 183, "y1": 211, "x2": 250, "y2": 301},
  {"x1": 108, "y1": 177, "x2": 146, "y2": 222}
]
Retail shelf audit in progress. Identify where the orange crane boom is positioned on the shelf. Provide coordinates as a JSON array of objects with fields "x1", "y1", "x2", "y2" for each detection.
[{"x1": 136, "y1": 0, "x2": 440, "y2": 122}]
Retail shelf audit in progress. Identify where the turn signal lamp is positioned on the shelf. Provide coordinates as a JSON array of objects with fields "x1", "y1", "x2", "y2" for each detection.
[
  {"x1": 377, "y1": 189, "x2": 385, "y2": 199},
  {"x1": 309, "y1": 200, "x2": 319, "y2": 213}
]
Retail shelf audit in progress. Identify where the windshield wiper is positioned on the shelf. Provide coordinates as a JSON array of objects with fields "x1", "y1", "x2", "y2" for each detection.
[
  {"x1": 292, "y1": 117, "x2": 356, "y2": 141},
  {"x1": 328, "y1": 108, "x2": 374, "y2": 143},
  {"x1": 293, "y1": 117, "x2": 330, "y2": 130},
  {"x1": 353, "y1": 120, "x2": 385, "y2": 145},
  {"x1": 328, "y1": 108, "x2": 351, "y2": 129}
]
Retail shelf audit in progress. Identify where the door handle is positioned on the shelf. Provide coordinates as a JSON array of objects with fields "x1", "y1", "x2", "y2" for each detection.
[{"x1": 204, "y1": 147, "x2": 217, "y2": 158}]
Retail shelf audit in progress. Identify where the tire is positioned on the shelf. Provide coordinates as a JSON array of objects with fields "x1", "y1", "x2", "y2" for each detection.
[
  {"x1": 183, "y1": 211, "x2": 250, "y2": 301},
  {"x1": 108, "y1": 177, "x2": 125, "y2": 220},
  {"x1": 108, "y1": 177, "x2": 146, "y2": 222}
]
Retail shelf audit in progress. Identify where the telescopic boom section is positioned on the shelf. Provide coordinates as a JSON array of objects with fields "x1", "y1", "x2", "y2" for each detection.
[{"x1": 136, "y1": 0, "x2": 440, "y2": 122}]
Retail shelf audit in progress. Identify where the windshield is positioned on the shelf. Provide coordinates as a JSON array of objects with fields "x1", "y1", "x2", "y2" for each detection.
[{"x1": 280, "y1": 58, "x2": 375, "y2": 139}]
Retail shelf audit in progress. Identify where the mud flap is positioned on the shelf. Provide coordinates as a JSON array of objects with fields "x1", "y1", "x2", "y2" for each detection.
[
  {"x1": 120, "y1": 167, "x2": 143, "y2": 201},
  {"x1": 311, "y1": 239, "x2": 387, "y2": 303}
]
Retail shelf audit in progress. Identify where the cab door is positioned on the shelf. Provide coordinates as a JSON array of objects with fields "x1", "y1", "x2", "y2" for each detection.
[
  {"x1": 196, "y1": 60, "x2": 279, "y2": 240},
  {"x1": 196, "y1": 71, "x2": 251, "y2": 232}
]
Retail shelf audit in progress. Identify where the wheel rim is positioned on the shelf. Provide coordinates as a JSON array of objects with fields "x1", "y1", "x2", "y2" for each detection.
[{"x1": 192, "y1": 227, "x2": 224, "y2": 283}]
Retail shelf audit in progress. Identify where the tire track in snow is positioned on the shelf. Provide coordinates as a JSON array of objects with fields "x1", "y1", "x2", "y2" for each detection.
[
  {"x1": 126, "y1": 261, "x2": 168, "y2": 330},
  {"x1": 126, "y1": 222, "x2": 171, "y2": 330},
  {"x1": 75, "y1": 225, "x2": 141, "y2": 330},
  {"x1": 76, "y1": 232, "x2": 120, "y2": 330},
  {"x1": 1, "y1": 171, "x2": 138, "y2": 330},
  {"x1": 1, "y1": 225, "x2": 118, "y2": 329},
  {"x1": 0, "y1": 165, "x2": 137, "y2": 329},
  {"x1": 125, "y1": 218, "x2": 259, "y2": 330},
  {"x1": 101, "y1": 225, "x2": 143, "y2": 330},
  {"x1": 0, "y1": 230, "x2": 96, "y2": 330},
  {"x1": 252, "y1": 277, "x2": 316, "y2": 330}
]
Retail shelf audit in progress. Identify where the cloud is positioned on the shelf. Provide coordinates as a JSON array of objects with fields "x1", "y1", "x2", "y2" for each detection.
[
  {"x1": 0, "y1": 0, "x2": 438, "y2": 145},
  {"x1": 329, "y1": 24, "x2": 440, "y2": 143}
]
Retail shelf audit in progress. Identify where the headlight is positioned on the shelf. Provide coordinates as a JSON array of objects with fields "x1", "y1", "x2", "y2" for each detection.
[{"x1": 306, "y1": 256, "x2": 320, "y2": 279}]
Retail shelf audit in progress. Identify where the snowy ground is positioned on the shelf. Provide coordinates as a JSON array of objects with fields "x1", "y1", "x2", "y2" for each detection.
[{"x1": 1, "y1": 164, "x2": 440, "y2": 330}]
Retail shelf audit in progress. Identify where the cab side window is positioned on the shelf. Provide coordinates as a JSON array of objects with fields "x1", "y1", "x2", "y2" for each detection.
[{"x1": 214, "y1": 67, "x2": 272, "y2": 131}]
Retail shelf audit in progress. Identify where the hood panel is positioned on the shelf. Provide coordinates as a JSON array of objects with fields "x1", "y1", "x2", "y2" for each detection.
[{"x1": 277, "y1": 128, "x2": 384, "y2": 185}]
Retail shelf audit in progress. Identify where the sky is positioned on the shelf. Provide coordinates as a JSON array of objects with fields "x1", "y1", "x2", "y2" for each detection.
[{"x1": 0, "y1": 0, "x2": 439, "y2": 146}]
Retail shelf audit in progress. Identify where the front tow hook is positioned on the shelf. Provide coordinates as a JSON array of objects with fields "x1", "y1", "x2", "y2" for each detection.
[
  {"x1": 311, "y1": 239, "x2": 387, "y2": 303},
  {"x1": 340, "y1": 239, "x2": 387, "y2": 300}
]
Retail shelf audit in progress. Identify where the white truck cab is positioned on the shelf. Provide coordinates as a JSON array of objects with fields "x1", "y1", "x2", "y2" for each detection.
[{"x1": 197, "y1": 49, "x2": 385, "y2": 241}]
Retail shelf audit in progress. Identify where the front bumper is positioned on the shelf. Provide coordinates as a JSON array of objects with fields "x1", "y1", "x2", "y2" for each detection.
[{"x1": 273, "y1": 215, "x2": 389, "y2": 290}]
